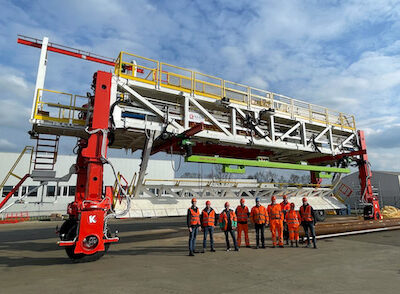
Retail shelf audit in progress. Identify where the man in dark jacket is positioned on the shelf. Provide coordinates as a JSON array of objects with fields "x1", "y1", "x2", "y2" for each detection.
[
  {"x1": 219, "y1": 202, "x2": 239, "y2": 252},
  {"x1": 299, "y1": 197, "x2": 317, "y2": 249},
  {"x1": 187, "y1": 198, "x2": 201, "y2": 256}
]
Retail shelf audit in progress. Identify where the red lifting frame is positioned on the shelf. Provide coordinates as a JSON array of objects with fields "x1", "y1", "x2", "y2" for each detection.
[
  {"x1": 60, "y1": 71, "x2": 118, "y2": 254},
  {"x1": 358, "y1": 130, "x2": 382, "y2": 220}
]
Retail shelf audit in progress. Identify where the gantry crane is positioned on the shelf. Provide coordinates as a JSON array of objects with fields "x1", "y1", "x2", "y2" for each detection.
[{"x1": 0, "y1": 35, "x2": 381, "y2": 261}]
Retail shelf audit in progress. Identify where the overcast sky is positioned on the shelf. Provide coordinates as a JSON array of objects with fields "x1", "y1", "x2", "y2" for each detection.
[{"x1": 0, "y1": 0, "x2": 399, "y2": 174}]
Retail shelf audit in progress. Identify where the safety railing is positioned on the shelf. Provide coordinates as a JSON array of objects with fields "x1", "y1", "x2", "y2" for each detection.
[
  {"x1": 0, "y1": 146, "x2": 34, "y2": 193},
  {"x1": 114, "y1": 51, "x2": 356, "y2": 130},
  {"x1": 33, "y1": 89, "x2": 89, "y2": 126}
]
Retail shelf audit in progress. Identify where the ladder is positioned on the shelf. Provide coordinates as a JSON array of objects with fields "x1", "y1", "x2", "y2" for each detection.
[{"x1": 33, "y1": 134, "x2": 60, "y2": 170}]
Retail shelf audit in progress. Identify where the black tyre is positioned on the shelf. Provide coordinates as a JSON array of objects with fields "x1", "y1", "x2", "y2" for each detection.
[
  {"x1": 314, "y1": 210, "x2": 326, "y2": 222},
  {"x1": 59, "y1": 219, "x2": 110, "y2": 262}
]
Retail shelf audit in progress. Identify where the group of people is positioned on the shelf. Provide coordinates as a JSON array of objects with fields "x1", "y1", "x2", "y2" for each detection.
[{"x1": 187, "y1": 196, "x2": 317, "y2": 256}]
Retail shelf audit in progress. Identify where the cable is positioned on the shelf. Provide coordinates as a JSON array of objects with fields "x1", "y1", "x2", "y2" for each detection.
[
  {"x1": 84, "y1": 128, "x2": 132, "y2": 235},
  {"x1": 170, "y1": 145, "x2": 182, "y2": 172}
]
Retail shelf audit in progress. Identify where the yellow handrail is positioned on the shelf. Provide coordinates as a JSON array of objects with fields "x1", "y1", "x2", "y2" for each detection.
[
  {"x1": 114, "y1": 51, "x2": 356, "y2": 130},
  {"x1": 33, "y1": 89, "x2": 89, "y2": 126},
  {"x1": 0, "y1": 146, "x2": 34, "y2": 192}
]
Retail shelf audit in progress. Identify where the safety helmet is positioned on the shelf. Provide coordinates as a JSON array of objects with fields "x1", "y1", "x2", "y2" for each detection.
[
  {"x1": 283, "y1": 195, "x2": 287, "y2": 200},
  {"x1": 255, "y1": 197, "x2": 261, "y2": 203},
  {"x1": 225, "y1": 201, "x2": 230, "y2": 207},
  {"x1": 191, "y1": 198, "x2": 197, "y2": 203},
  {"x1": 302, "y1": 197, "x2": 307, "y2": 203},
  {"x1": 206, "y1": 200, "x2": 211, "y2": 205},
  {"x1": 271, "y1": 196, "x2": 276, "y2": 202},
  {"x1": 240, "y1": 198, "x2": 245, "y2": 204}
]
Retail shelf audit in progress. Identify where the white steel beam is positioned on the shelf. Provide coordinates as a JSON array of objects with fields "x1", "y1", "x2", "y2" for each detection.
[
  {"x1": 231, "y1": 107, "x2": 237, "y2": 136},
  {"x1": 334, "y1": 134, "x2": 355, "y2": 152},
  {"x1": 119, "y1": 82, "x2": 183, "y2": 132},
  {"x1": 188, "y1": 96, "x2": 232, "y2": 136},
  {"x1": 308, "y1": 126, "x2": 331, "y2": 147},
  {"x1": 278, "y1": 122, "x2": 301, "y2": 142},
  {"x1": 31, "y1": 37, "x2": 49, "y2": 120}
]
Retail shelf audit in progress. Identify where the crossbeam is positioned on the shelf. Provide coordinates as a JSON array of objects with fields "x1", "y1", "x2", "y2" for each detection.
[{"x1": 185, "y1": 155, "x2": 351, "y2": 173}]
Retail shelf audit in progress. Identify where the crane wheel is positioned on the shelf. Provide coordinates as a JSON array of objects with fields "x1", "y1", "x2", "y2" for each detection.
[{"x1": 59, "y1": 219, "x2": 110, "y2": 262}]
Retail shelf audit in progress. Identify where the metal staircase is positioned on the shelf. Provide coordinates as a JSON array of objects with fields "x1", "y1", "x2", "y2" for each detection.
[{"x1": 33, "y1": 134, "x2": 59, "y2": 170}]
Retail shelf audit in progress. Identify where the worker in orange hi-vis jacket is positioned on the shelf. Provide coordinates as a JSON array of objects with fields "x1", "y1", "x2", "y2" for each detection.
[
  {"x1": 250, "y1": 197, "x2": 268, "y2": 249},
  {"x1": 285, "y1": 202, "x2": 301, "y2": 247},
  {"x1": 280, "y1": 195, "x2": 291, "y2": 245},
  {"x1": 267, "y1": 196, "x2": 284, "y2": 248},
  {"x1": 235, "y1": 198, "x2": 250, "y2": 248}
]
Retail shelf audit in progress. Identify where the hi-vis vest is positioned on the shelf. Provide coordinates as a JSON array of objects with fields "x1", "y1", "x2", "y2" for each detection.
[
  {"x1": 201, "y1": 209, "x2": 215, "y2": 227},
  {"x1": 236, "y1": 205, "x2": 249, "y2": 223},
  {"x1": 300, "y1": 205, "x2": 313, "y2": 222},
  {"x1": 285, "y1": 210, "x2": 300, "y2": 227},
  {"x1": 268, "y1": 204, "x2": 283, "y2": 221},
  {"x1": 251, "y1": 205, "x2": 267, "y2": 224},
  {"x1": 189, "y1": 208, "x2": 200, "y2": 226}
]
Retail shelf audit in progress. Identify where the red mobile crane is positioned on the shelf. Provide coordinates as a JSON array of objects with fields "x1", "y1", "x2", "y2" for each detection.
[{"x1": 5, "y1": 35, "x2": 381, "y2": 261}]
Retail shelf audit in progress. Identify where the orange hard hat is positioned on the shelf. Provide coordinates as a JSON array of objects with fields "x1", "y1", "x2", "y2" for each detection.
[
  {"x1": 283, "y1": 195, "x2": 287, "y2": 200},
  {"x1": 240, "y1": 198, "x2": 245, "y2": 204},
  {"x1": 271, "y1": 196, "x2": 276, "y2": 201},
  {"x1": 191, "y1": 198, "x2": 197, "y2": 203},
  {"x1": 302, "y1": 197, "x2": 307, "y2": 202},
  {"x1": 225, "y1": 202, "x2": 230, "y2": 207},
  {"x1": 206, "y1": 200, "x2": 211, "y2": 205}
]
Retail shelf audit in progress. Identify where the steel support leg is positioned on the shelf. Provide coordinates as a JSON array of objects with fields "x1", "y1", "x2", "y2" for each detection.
[{"x1": 134, "y1": 130, "x2": 157, "y2": 198}]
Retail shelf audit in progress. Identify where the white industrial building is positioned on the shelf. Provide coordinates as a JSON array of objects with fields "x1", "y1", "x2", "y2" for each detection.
[
  {"x1": 0, "y1": 151, "x2": 175, "y2": 217},
  {"x1": 1, "y1": 150, "x2": 348, "y2": 219},
  {"x1": 338, "y1": 171, "x2": 400, "y2": 208}
]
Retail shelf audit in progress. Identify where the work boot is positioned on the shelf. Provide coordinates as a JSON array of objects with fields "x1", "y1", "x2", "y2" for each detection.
[
  {"x1": 234, "y1": 247, "x2": 239, "y2": 251},
  {"x1": 246, "y1": 245, "x2": 251, "y2": 248},
  {"x1": 255, "y1": 245, "x2": 259, "y2": 249},
  {"x1": 261, "y1": 245, "x2": 266, "y2": 249},
  {"x1": 279, "y1": 245, "x2": 284, "y2": 248},
  {"x1": 189, "y1": 251, "x2": 194, "y2": 256},
  {"x1": 290, "y1": 241, "x2": 294, "y2": 247},
  {"x1": 210, "y1": 248, "x2": 216, "y2": 252},
  {"x1": 313, "y1": 243, "x2": 317, "y2": 249},
  {"x1": 226, "y1": 248, "x2": 231, "y2": 252},
  {"x1": 271, "y1": 245, "x2": 276, "y2": 248},
  {"x1": 295, "y1": 241, "x2": 299, "y2": 248}
]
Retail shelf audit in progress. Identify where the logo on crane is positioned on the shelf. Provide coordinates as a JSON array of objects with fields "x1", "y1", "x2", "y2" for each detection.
[{"x1": 89, "y1": 215, "x2": 97, "y2": 224}]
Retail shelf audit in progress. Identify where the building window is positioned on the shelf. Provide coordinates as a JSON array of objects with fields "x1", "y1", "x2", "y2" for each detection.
[
  {"x1": 47, "y1": 186, "x2": 56, "y2": 197},
  {"x1": 69, "y1": 186, "x2": 76, "y2": 196},
  {"x1": 2, "y1": 186, "x2": 13, "y2": 197},
  {"x1": 28, "y1": 186, "x2": 38, "y2": 197}
]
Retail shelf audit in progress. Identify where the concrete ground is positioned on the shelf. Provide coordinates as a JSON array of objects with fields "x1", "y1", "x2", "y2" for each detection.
[{"x1": 0, "y1": 217, "x2": 399, "y2": 294}]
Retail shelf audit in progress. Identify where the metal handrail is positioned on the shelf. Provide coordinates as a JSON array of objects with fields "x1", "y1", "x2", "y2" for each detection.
[
  {"x1": 114, "y1": 51, "x2": 356, "y2": 130},
  {"x1": 0, "y1": 146, "x2": 34, "y2": 193},
  {"x1": 33, "y1": 89, "x2": 89, "y2": 125}
]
